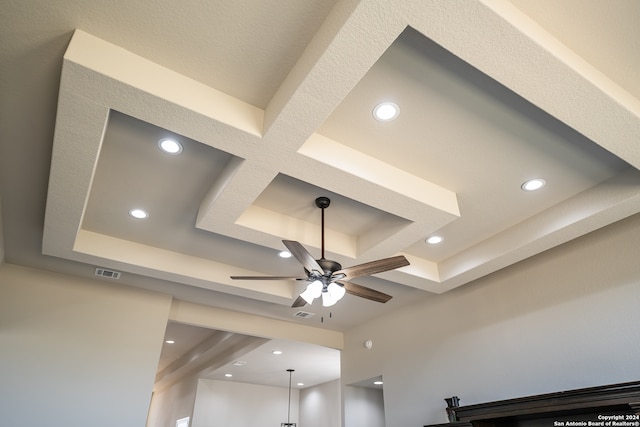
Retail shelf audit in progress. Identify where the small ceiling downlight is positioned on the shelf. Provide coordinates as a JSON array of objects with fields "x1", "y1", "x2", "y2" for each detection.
[
  {"x1": 426, "y1": 235, "x2": 444, "y2": 245},
  {"x1": 278, "y1": 250, "x2": 292, "y2": 258},
  {"x1": 128, "y1": 208, "x2": 149, "y2": 219},
  {"x1": 373, "y1": 102, "x2": 400, "y2": 121},
  {"x1": 521, "y1": 178, "x2": 546, "y2": 191},
  {"x1": 158, "y1": 138, "x2": 183, "y2": 154}
]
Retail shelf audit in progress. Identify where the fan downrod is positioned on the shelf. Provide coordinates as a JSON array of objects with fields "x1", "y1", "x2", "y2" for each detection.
[{"x1": 315, "y1": 197, "x2": 331, "y2": 259}]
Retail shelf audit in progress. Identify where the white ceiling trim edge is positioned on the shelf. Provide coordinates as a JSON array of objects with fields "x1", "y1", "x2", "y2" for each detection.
[{"x1": 169, "y1": 300, "x2": 344, "y2": 350}]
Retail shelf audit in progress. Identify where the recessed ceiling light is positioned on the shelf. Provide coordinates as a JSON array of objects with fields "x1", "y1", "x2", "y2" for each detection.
[
  {"x1": 373, "y1": 102, "x2": 399, "y2": 122},
  {"x1": 272, "y1": 350, "x2": 283, "y2": 355},
  {"x1": 129, "y1": 208, "x2": 149, "y2": 219},
  {"x1": 297, "y1": 382, "x2": 304, "y2": 386},
  {"x1": 278, "y1": 251, "x2": 292, "y2": 258},
  {"x1": 158, "y1": 138, "x2": 183, "y2": 155},
  {"x1": 165, "y1": 340, "x2": 175, "y2": 344},
  {"x1": 374, "y1": 381, "x2": 383, "y2": 385},
  {"x1": 521, "y1": 178, "x2": 546, "y2": 191},
  {"x1": 426, "y1": 235, "x2": 443, "y2": 245},
  {"x1": 224, "y1": 373, "x2": 233, "y2": 378}
]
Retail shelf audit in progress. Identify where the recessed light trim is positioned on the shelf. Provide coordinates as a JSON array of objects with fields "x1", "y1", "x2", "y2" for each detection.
[
  {"x1": 373, "y1": 102, "x2": 399, "y2": 122},
  {"x1": 521, "y1": 178, "x2": 546, "y2": 191},
  {"x1": 426, "y1": 235, "x2": 443, "y2": 245},
  {"x1": 158, "y1": 138, "x2": 183, "y2": 155},
  {"x1": 129, "y1": 208, "x2": 149, "y2": 219}
]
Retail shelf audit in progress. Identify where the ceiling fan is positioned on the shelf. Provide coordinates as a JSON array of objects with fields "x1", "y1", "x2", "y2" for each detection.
[{"x1": 231, "y1": 197, "x2": 410, "y2": 308}]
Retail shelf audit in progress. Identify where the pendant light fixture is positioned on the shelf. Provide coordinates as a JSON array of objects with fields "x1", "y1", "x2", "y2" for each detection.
[{"x1": 281, "y1": 369, "x2": 296, "y2": 427}]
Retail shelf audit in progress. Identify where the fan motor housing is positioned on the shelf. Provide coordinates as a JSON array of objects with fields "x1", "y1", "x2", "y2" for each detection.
[{"x1": 317, "y1": 258, "x2": 341, "y2": 275}]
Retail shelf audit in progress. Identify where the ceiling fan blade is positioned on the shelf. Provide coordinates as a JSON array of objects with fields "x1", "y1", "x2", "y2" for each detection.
[
  {"x1": 230, "y1": 275, "x2": 305, "y2": 280},
  {"x1": 337, "y1": 280, "x2": 392, "y2": 303},
  {"x1": 291, "y1": 295, "x2": 307, "y2": 308},
  {"x1": 335, "y1": 255, "x2": 409, "y2": 280},
  {"x1": 282, "y1": 240, "x2": 324, "y2": 274}
]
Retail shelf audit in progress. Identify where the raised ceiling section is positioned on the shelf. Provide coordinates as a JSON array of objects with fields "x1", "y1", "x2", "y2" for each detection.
[{"x1": 43, "y1": 1, "x2": 640, "y2": 317}]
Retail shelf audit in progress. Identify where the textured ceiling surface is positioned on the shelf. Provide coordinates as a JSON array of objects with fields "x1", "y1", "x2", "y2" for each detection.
[{"x1": 1, "y1": 0, "x2": 639, "y2": 389}]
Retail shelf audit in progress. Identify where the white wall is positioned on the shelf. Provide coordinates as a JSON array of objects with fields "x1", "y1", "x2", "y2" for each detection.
[
  {"x1": 342, "y1": 214, "x2": 640, "y2": 426},
  {"x1": 192, "y1": 379, "x2": 300, "y2": 427},
  {"x1": 344, "y1": 386, "x2": 384, "y2": 427},
  {"x1": 300, "y1": 379, "x2": 342, "y2": 427},
  {"x1": 147, "y1": 374, "x2": 199, "y2": 427},
  {"x1": 0, "y1": 263, "x2": 172, "y2": 427}
]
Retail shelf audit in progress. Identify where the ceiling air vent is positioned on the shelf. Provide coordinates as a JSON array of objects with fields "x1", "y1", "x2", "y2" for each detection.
[
  {"x1": 293, "y1": 311, "x2": 315, "y2": 319},
  {"x1": 95, "y1": 268, "x2": 121, "y2": 280}
]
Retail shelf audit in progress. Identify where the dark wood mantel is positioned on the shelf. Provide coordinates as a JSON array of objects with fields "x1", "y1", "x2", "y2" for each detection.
[{"x1": 426, "y1": 381, "x2": 640, "y2": 427}]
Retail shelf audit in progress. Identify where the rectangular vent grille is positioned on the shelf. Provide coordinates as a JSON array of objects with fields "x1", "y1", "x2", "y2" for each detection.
[
  {"x1": 95, "y1": 268, "x2": 121, "y2": 279},
  {"x1": 293, "y1": 311, "x2": 314, "y2": 319}
]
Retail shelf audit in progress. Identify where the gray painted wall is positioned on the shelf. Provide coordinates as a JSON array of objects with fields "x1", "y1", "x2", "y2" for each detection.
[
  {"x1": 147, "y1": 374, "x2": 199, "y2": 427},
  {"x1": 300, "y1": 379, "x2": 342, "y2": 427},
  {"x1": 344, "y1": 386, "x2": 384, "y2": 427},
  {"x1": 0, "y1": 264, "x2": 172, "y2": 427},
  {"x1": 342, "y1": 214, "x2": 640, "y2": 426},
  {"x1": 3, "y1": 213, "x2": 640, "y2": 427},
  {"x1": 151, "y1": 377, "x2": 342, "y2": 427},
  {"x1": 0, "y1": 194, "x2": 4, "y2": 264},
  {"x1": 191, "y1": 378, "x2": 300, "y2": 427}
]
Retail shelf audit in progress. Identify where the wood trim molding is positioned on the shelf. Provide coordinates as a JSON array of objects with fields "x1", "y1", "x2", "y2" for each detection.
[
  {"x1": 454, "y1": 381, "x2": 640, "y2": 422},
  {"x1": 426, "y1": 381, "x2": 640, "y2": 426}
]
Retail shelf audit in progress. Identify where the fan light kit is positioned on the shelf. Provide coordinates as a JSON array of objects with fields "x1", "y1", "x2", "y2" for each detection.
[{"x1": 231, "y1": 197, "x2": 410, "y2": 308}]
